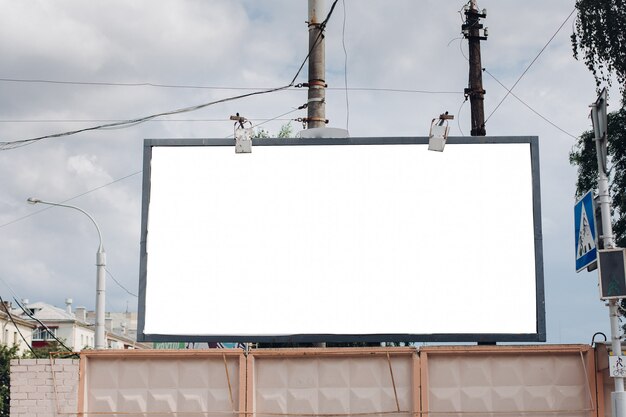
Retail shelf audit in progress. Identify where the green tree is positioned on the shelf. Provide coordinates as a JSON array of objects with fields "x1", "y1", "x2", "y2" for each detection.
[
  {"x1": 570, "y1": 0, "x2": 626, "y2": 247},
  {"x1": 21, "y1": 341, "x2": 75, "y2": 359},
  {"x1": 0, "y1": 345, "x2": 19, "y2": 417},
  {"x1": 253, "y1": 122, "x2": 293, "y2": 139},
  {"x1": 569, "y1": 107, "x2": 626, "y2": 247},
  {"x1": 571, "y1": 0, "x2": 626, "y2": 103}
]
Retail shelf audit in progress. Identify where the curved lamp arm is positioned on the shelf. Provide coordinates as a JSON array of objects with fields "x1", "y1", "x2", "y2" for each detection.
[{"x1": 27, "y1": 198, "x2": 104, "y2": 252}]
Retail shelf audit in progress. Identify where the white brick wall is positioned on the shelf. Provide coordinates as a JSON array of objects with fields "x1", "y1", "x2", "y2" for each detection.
[{"x1": 10, "y1": 358, "x2": 79, "y2": 417}]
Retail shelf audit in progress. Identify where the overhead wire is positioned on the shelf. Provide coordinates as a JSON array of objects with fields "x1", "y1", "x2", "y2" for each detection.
[
  {"x1": 0, "y1": 0, "x2": 342, "y2": 151},
  {"x1": 0, "y1": 294, "x2": 37, "y2": 357},
  {"x1": 0, "y1": 86, "x2": 291, "y2": 150},
  {"x1": 0, "y1": 170, "x2": 142, "y2": 230},
  {"x1": 0, "y1": 80, "x2": 461, "y2": 95},
  {"x1": 0, "y1": 274, "x2": 76, "y2": 355},
  {"x1": 341, "y1": 0, "x2": 350, "y2": 131},
  {"x1": 11, "y1": 297, "x2": 77, "y2": 355},
  {"x1": 452, "y1": 22, "x2": 577, "y2": 139},
  {"x1": 484, "y1": 8, "x2": 576, "y2": 125},
  {"x1": 457, "y1": 97, "x2": 468, "y2": 136},
  {"x1": 1, "y1": 107, "x2": 302, "y2": 230},
  {"x1": 289, "y1": 0, "x2": 339, "y2": 87},
  {"x1": 483, "y1": 68, "x2": 578, "y2": 139},
  {"x1": 105, "y1": 268, "x2": 138, "y2": 298},
  {"x1": 0, "y1": 78, "x2": 281, "y2": 91},
  {"x1": 225, "y1": 106, "x2": 303, "y2": 138},
  {"x1": 0, "y1": 118, "x2": 296, "y2": 123}
]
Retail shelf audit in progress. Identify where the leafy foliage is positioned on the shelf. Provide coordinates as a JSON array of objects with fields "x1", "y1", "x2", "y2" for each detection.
[
  {"x1": 21, "y1": 341, "x2": 75, "y2": 359},
  {"x1": 0, "y1": 345, "x2": 19, "y2": 417},
  {"x1": 253, "y1": 122, "x2": 293, "y2": 139},
  {"x1": 571, "y1": 0, "x2": 626, "y2": 102},
  {"x1": 569, "y1": 107, "x2": 626, "y2": 247}
]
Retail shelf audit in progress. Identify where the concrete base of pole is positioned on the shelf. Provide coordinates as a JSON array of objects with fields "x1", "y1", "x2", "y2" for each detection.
[{"x1": 613, "y1": 391, "x2": 626, "y2": 417}]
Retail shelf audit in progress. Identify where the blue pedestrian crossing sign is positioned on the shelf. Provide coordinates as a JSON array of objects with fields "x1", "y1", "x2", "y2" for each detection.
[{"x1": 575, "y1": 190, "x2": 598, "y2": 272}]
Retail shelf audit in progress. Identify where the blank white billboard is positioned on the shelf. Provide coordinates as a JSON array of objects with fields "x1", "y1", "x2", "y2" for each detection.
[{"x1": 138, "y1": 137, "x2": 544, "y2": 343}]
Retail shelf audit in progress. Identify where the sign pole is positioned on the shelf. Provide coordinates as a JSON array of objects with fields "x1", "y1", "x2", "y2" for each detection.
[{"x1": 591, "y1": 88, "x2": 626, "y2": 414}]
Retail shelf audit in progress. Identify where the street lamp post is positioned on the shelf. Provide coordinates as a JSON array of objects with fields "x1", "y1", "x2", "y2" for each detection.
[{"x1": 27, "y1": 198, "x2": 107, "y2": 349}]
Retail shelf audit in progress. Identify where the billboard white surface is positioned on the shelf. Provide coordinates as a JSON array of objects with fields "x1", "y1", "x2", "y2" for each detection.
[{"x1": 139, "y1": 137, "x2": 544, "y2": 342}]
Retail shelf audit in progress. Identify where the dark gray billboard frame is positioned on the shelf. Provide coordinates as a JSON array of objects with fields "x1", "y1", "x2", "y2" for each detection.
[{"x1": 137, "y1": 136, "x2": 545, "y2": 344}]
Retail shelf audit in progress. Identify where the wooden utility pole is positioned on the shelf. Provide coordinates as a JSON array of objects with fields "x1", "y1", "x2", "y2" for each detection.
[
  {"x1": 463, "y1": 0, "x2": 487, "y2": 136},
  {"x1": 306, "y1": 0, "x2": 327, "y2": 129}
]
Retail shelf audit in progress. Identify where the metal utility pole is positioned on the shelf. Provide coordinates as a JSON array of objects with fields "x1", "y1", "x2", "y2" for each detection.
[
  {"x1": 26, "y1": 198, "x2": 107, "y2": 349},
  {"x1": 463, "y1": 0, "x2": 487, "y2": 136},
  {"x1": 591, "y1": 89, "x2": 626, "y2": 415},
  {"x1": 306, "y1": 0, "x2": 327, "y2": 129}
]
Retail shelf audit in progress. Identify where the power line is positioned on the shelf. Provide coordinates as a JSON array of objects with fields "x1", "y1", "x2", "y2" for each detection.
[
  {"x1": 1, "y1": 107, "x2": 302, "y2": 230},
  {"x1": 11, "y1": 297, "x2": 76, "y2": 354},
  {"x1": 483, "y1": 68, "x2": 578, "y2": 139},
  {"x1": 0, "y1": 274, "x2": 76, "y2": 355},
  {"x1": 0, "y1": 86, "x2": 291, "y2": 150},
  {"x1": 0, "y1": 294, "x2": 37, "y2": 357},
  {"x1": 0, "y1": 118, "x2": 296, "y2": 124},
  {"x1": 0, "y1": 170, "x2": 142, "y2": 230},
  {"x1": 0, "y1": 1, "x2": 342, "y2": 151},
  {"x1": 105, "y1": 268, "x2": 138, "y2": 298},
  {"x1": 452, "y1": 29, "x2": 577, "y2": 139},
  {"x1": 484, "y1": 8, "x2": 576, "y2": 124},
  {"x1": 0, "y1": 77, "x2": 462, "y2": 95},
  {"x1": 457, "y1": 97, "x2": 468, "y2": 136},
  {"x1": 225, "y1": 107, "x2": 303, "y2": 138},
  {"x1": 329, "y1": 87, "x2": 460, "y2": 94},
  {"x1": 0, "y1": 77, "x2": 282, "y2": 91},
  {"x1": 341, "y1": 0, "x2": 350, "y2": 131}
]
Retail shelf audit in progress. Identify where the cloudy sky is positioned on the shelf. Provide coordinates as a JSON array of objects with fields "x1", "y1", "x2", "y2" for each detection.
[{"x1": 0, "y1": 0, "x2": 619, "y2": 344}]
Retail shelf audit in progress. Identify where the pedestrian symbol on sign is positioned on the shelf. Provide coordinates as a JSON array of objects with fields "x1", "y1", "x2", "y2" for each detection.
[
  {"x1": 574, "y1": 190, "x2": 598, "y2": 272},
  {"x1": 577, "y1": 205, "x2": 596, "y2": 258}
]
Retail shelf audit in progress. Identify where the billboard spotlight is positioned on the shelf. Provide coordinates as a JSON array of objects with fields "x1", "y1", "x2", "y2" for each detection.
[{"x1": 428, "y1": 112, "x2": 454, "y2": 152}]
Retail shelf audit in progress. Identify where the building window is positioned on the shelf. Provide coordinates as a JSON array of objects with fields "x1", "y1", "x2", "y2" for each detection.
[{"x1": 32, "y1": 327, "x2": 57, "y2": 341}]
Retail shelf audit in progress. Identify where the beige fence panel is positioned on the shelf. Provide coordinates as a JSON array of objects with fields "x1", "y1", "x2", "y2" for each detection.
[
  {"x1": 248, "y1": 348, "x2": 419, "y2": 417},
  {"x1": 420, "y1": 345, "x2": 596, "y2": 417},
  {"x1": 77, "y1": 345, "x2": 602, "y2": 417},
  {"x1": 80, "y1": 350, "x2": 245, "y2": 417}
]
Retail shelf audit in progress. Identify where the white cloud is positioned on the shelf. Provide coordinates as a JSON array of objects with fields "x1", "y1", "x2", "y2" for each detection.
[{"x1": 0, "y1": 0, "x2": 616, "y2": 343}]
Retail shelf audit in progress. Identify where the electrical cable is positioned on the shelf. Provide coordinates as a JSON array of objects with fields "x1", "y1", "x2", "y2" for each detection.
[
  {"x1": 484, "y1": 8, "x2": 576, "y2": 124},
  {"x1": 0, "y1": 78, "x2": 282, "y2": 91},
  {"x1": 0, "y1": 294, "x2": 37, "y2": 357},
  {"x1": 0, "y1": 106, "x2": 306, "y2": 230},
  {"x1": 457, "y1": 97, "x2": 468, "y2": 136},
  {"x1": 0, "y1": 170, "x2": 142, "y2": 230},
  {"x1": 453, "y1": 33, "x2": 577, "y2": 139},
  {"x1": 0, "y1": 0, "x2": 342, "y2": 151},
  {"x1": 11, "y1": 297, "x2": 77, "y2": 356},
  {"x1": 591, "y1": 331, "x2": 607, "y2": 346},
  {"x1": 483, "y1": 68, "x2": 578, "y2": 139},
  {"x1": 289, "y1": 0, "x2": 339, "y2": 87},
  {"x1": 0, "y1": 118, "x2": 295, "y2": 123},
  {"x1": 0, "y1": 83, "x2": 460, "y2": 96},
  {"x1": 341, "y1": 0, "x2": 350, "y2": 131},
  {"x1": 225, "y1": 107, "x2": 303, "y2": 138},
  {"x1": 105, "y1": 268, "x2": 138, "y2": 298},
  {"x1": 0, "y1": 85, "x2": 291, "y2": 150}
]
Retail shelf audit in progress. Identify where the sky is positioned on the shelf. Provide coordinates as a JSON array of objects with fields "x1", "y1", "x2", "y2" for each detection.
[{"x1": 0, "y1": 0, "x2": 620, "y2": 344}]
